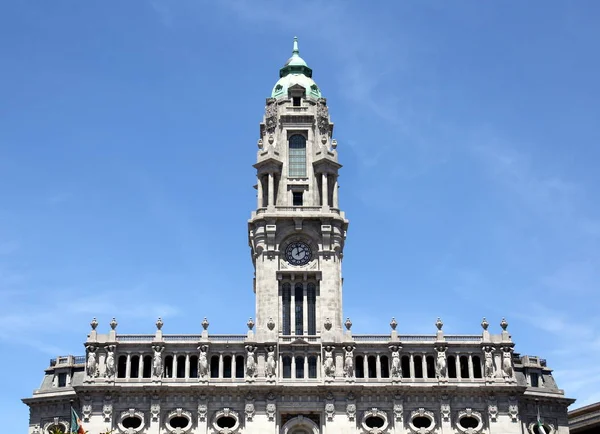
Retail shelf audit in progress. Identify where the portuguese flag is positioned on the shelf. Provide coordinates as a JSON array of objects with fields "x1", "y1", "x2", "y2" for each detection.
[{"x1": 70, "y1": 407, "x2": 85, "y2": 434}]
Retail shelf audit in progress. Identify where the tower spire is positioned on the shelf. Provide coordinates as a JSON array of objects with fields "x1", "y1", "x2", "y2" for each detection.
[{"x1": 292, "y1": 36, "x2": 299, "y2": 56}]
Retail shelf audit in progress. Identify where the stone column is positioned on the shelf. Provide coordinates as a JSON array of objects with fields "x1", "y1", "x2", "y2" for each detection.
[
  {"x1": 468, "y1": 354, "x2": 474, "y2": 379},
  {"x1": 456, "y1": 353, "x2": 462, "y2": 379},
  {"x1": 322, "y1": 173, "x2": 329, "y2": 207},
  {"x1": 268, "y1": 172, "x2": 274, "y2": 208},
  {"x1": 257, "y1": 176, "x2": 263, "y2": 208},
  {"x1": 138, "y1": 353, "x2": 143, "y2": 378},
  {"x1": 290, "y1": 291, "x2": 296, "y2": 335},
  {"x1": 422, "y1": 354, "x2": 428, "y2": 379},
  {"x1": 232, "y1": 354, "x2": 237, "y2": 379},
  {"x1": 125, "y1": 353, "x2": 131, "y2": 378},
  {"x1": 291, "y1": 355, "x2": 296, "y2": 379},
  {"x1": 409, "y1": 353, "x2": 415, "y2": 379},
  {"x1": 333, "y1": 176, "x2": 339, "y2": 208},
  {"x1": 173, "y1": 354, "x2": 178, "y2": 379},
  {"x1": 376, "y1": 354, "x2": 382, "y2": 379},
  {"x1": 185, "y1": 354, "x2": 190, "y2": 379},
  {"x1": 218, "y1": 353, "x2": 224, "y2": 379},
  {"x1": 304, "y1": 355, "x2": 309, "y2": 379}
]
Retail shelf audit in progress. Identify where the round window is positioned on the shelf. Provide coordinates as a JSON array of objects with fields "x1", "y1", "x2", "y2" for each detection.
[
  {"x1": 532, "y1": 424, "x2": 553, "y2": 434},
  {"x1": 216, "y1": 416, "x2": 237, "y2": 429},
  {"x1": 365, "y1": 415, "x2": 385, "y2": 429},
  {"x1": 122, "y1": 416, "x2": 142, "y2": 429},
  {"x1": 169, "y1": 416, "x2": 189, "y2": 430},
  {"x1": 412, "y1": 416, "x2": 432, "y2": 429},
  {"x1": 459, "y1": 416, "x2": 479, "y2": 430}
]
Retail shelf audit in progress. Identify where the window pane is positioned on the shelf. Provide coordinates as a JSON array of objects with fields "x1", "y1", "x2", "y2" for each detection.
[
  {"x1": 307, "y1": 283, "x2": 316, "y2": 334},
  {"x1": 295, "y1": 283, "x2": 303, "y2": 335},
  {"x1": 289, "y1": 135, "x2": 306, "y2": 177},
  {"x1": 282, "y1": 283, "x2": 291, "y2": 335}
]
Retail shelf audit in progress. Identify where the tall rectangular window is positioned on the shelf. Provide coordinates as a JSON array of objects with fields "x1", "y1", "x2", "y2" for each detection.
[
  {"x1": 289, "y1": 134, "x2": 306, "y2": 177},
  {"x1": 307, "y1": 283, "x2": 316, "y2": 334},
  {"x1": 282, "y1": 283, "x2": 291, "y2": 335},
  {"x1": 292, "y1": 191, "x2": 303, "y2": 206},
  {"x1": 295, "y1": 283, "x2": 304, "y2": 335}
]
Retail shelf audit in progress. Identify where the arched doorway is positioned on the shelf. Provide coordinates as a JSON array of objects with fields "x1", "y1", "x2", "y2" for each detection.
[{"x1": 281, "y1": 415, "x2": 320, "y2": 434}]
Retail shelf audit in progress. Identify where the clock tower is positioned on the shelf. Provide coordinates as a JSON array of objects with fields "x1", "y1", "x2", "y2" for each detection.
[{"x1": 248, "y1": 37, "x2": 348, "y2": 342}]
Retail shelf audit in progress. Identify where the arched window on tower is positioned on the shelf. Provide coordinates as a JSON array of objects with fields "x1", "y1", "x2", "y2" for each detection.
[
  {"x1": 295, "y1": 283, "x2": 304, "y2": 335},
  {"x1": 283, "y1": 356, "x2": 292, "y2": 379},
  {"x1": 282, "y1": 283, "x2": 291, "y2": 335},
  {"x1": 117, "y1": 355, "x2": 127, "y2": 378},
  {"x1": 307, "y1": 283, "x2": 316, "y2": 334},
  {"x1": 289, "y1": 135, "x2": 307, "y2": 177}
]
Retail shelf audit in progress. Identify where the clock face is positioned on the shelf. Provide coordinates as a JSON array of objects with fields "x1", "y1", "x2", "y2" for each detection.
[{"x1": 285, "y1": 241, "x2": 312, "y2": 266}]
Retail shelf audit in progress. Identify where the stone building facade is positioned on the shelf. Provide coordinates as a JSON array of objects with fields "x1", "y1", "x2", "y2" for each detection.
[{"x1": 23, "y1": 38, "x2": 574, "y2": 434}]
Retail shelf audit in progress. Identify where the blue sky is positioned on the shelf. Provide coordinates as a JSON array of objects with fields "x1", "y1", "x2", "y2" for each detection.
[{"x1": 2, "y1": 0, "x2": 599, "y2": 424}]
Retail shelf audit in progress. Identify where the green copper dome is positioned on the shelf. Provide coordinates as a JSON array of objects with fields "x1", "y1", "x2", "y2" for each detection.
[{"x1": 271, "y1": 37, "x2": 322, "y2": 99}]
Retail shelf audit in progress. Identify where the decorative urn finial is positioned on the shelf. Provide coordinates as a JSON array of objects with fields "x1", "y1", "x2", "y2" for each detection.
[
  {"x1": 345, "y1": 317, "x2": 352, "y2": 331},
  {"x1": 110, "y1": 317, "x2": 118, "y2": 330},
  {"x1": 481, "y1": 317, "x2": 489, "y2": 330},
  {"x1": 500, "y1": 317, "x2": 508, "y2": 331},
  {"x1": 90, "y1": 317, "x2": 98, "y2": 330},
  {"x1": 390, "y1": 317, "x2": 398, "y2": 331},
  {"x1": 324, "y1": 317, "x2": 332, "y2": 331},
  {"x1": 202, "y1": 317, "x2": 209, "y2": 331},
  {"x1": 267, "y1": 317, "x2": 275, "y2": 331},
  {"x1": 156, "y1": 317, "x2": 163, "y2": 330},
  {"x1": 435, "y1": 317, "x2": 443, "y2": 331},
  {"x1": 247, "y1": 317, "x2": 255, "y2": 331}
]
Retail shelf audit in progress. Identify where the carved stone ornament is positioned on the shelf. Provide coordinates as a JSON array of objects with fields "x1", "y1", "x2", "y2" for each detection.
[
  {"x1": 245, "y1": 345, "x2": 257, "y2": 381},
  {"x1": 86, "y1": 344, "x2": 98, "y2": 378},
  {"x1": 110, "y1": 317, "x2": 118, "y2": 330},
  {"x1": 527, "y1": 421, "x2": 555, "y2": 434},
  {"x1": 32, "y1": 425, "x2": 41, "y2": 434},
  {"x1": 245, "y1": 401, "x2": 255, "y2": 422},
  {"x1": 435, "y1": 346, "x2": 447, "y2": 379},
  {"x1": 393, "y1": 401, "x2": 403, "y2": 422},
  {"x1": 265, "y1": 345, "x2": 277, "y2": 380},
  {"x1": 102, "y1": 403, "x2": 113, "y2": 423},
  {"x1": 346, "y1": 394, "x2": 357, "y2": 421},
  {"x1": 487, "y1": 397, "x2": 498, "y2": 422},
  {"x1": 104, "y1": 345, "x2": 116, "y2": 378},
  {"x1": 197, "y1": 403, "x2": 208, "y2": 422},
  {"x1": 456, "y1": 408, "x2": 483, "y2": 434},
  {"x1": 502, "y1": 346, "x2": 514, "y2": 379},
  {"x1": 325, "y1": 399, "x2": 335, "y2": 422},
  {"x1": 317, "y1": 100, "x2": 329, "y2": 136},
  {"x1": 435, "y1": 317, "x2": 443, "y2": 330},
  {"x1": 82, "y1": 403, "x2": 92, "y2": 423},
  {"x1": 43, "y1": 419, "x2": 69, "y2": 434},
  {"x1": 409, "y1": 408, "x2": 436, "y2": 434},
  {"x1": 156, "y1": 317, "x2": 163, "y2": 330},
  {"x1": 481, "y1": 317, "x2": 489, "y2": 330},
  {"x1": 267, "y1": 317, "x2": 275, "y2": 331},
  {"x1": 246, "y1": 317, "x2": 254, "y2": 330},
  {"x1": 361, "y1": 408, "x2": 389, "y2": 434},
  {"x1": 344, "y1": 317, "x2": 352, "y2": 331},
  {"x1": 150, "y1": 403, "x2": 160, "y2": 422},
  {"x1": 483, "y1": 346, "x2": 495, "y2": 378},
  {"x1": 90, "y1": 317, "x2": 98, "y2": 330},
  {"x1": 343, "y1": 345, "x2": 354, "y2": 379},
  {"x1": 265, "y1": 100, "x2": 278, "y2": 134},
  {"x1": 212, "y1": 408, "x2": 240, "y2": 434},
  {"x1": 390, "y1": 346, "x2": 402, "y2": 381},
  {"x1": 266, "y1": 401, "x2": 277, "y2": 422},
  {"x1": 324, "y1": 317, "x2": 332, "y2": 331},
  {"x1": 508, "y1": 396, "x2": 519, "y2": 422},
  {"x1": 152, "y1": 345, "x2": 164, "y2": 378},
  {"x1": 440, "y1": 397, "x2": 451, "y2": 422},
  {"x1": 118, "y1": 408, "x2": 145, "y2": 434},
  {"x1": 202, "y1": 317, "x2": 209, "y2": 330},
  {"x1": 198, "y1": 345, "x2": 209, "y2": 381},
  {"x1": 323, "y1": 345, "x2": 335, "y2": 381},
  {"x1": 166, "y1": 408, "x2": 192, "y2": 434},
  {"x1": 390, "y1": 317, "x2": 398, "y2": 330},
  {"x1": 500, "y1": 317, "x2": 508, "y2": 331}
]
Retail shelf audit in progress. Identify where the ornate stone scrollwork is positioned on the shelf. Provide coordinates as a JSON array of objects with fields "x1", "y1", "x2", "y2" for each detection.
[
  {"x1": 346, "y1": 393, "x2": 356, "y2": 421},
  {"x1": 166, "y1": 408, "x2": 192, "y2": 434},
  {"x1": 456, "y1": 408, "x2": 483, "y2": 434},
  {"x1": 197, "y1": 395, "x2": 208, "y2": 422},
  {"x1": 117, "y1": 408, "x2": 145, "y2": 434},
  {"x1": 487, "y1": 397, "x2": 498, "y2": 422},
  {"x1": 527, "y1": 420, "x2": 555, "y2": 434},
  {"x1": 150, "y1": 403, "x2": 160, "y2": 422},
  {"x1": 266, "y1": 395, "x2": 277, "y2": 422},
  {"x1": 502, "y1": 347, "x2": 514, "y2": 379},
  {"x1": 244, "y1": 396, "x2": 255, "y2": 422},
  {"x1": 82, "y1": 403, "x2": 92, "y2": 423},
  {"x1": 361, "y1": 408, "x2": 389, "y2": 434},
  {"x1": 393, "y1": 395, "x2": 403, "y2": 422},
  {"x1": 325, "y1": 393, "x2": 336, "y2": 421},
  {"x1": 440, "y1": 395, "x2": 450, "y2": 422},
  {"x1": 102, "y1": 403, "x2": 113, "y2": 423},
  {"x1": 43, "y1": 419, "x2": 69, "y2": 434},
  {"x1": 508, "y1": 396, "x2": 519, "y2": 422},
  {"x1": 265, "y1": 100, "x2": 278, "y2": 135},
  {"x1": 212, "y1": 408, "x2": 240, "y2": 434},
  {"x1": 408, "y1": 408, "x2": 436, "y2": 434}
]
